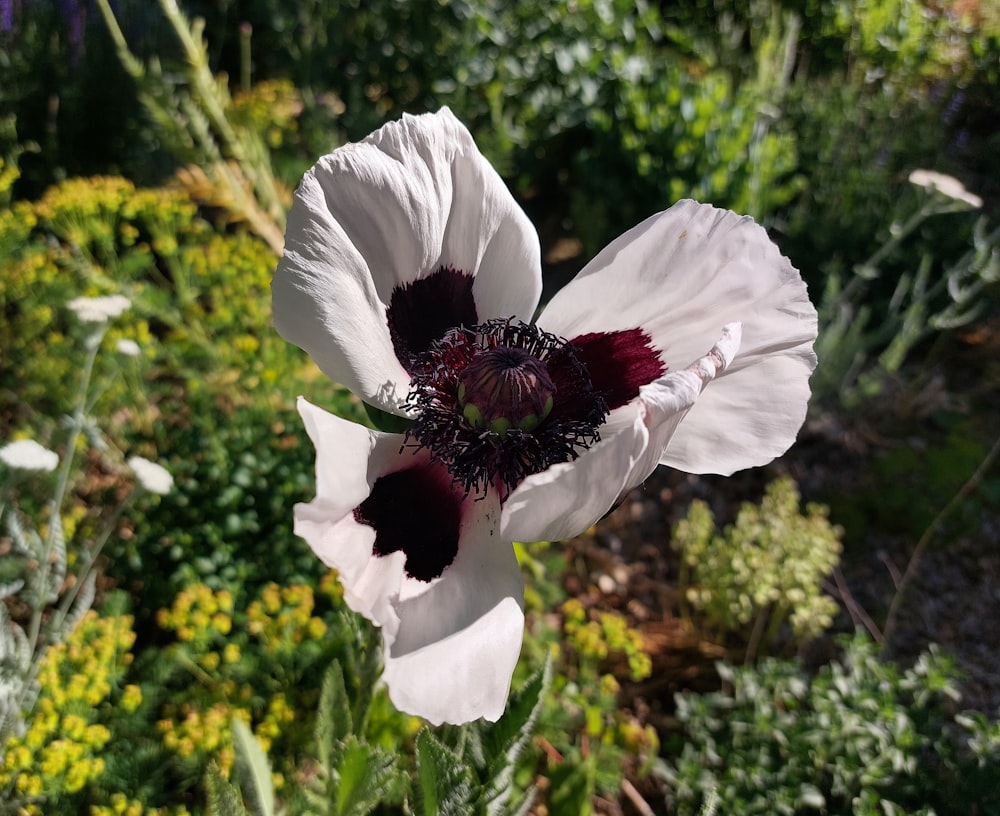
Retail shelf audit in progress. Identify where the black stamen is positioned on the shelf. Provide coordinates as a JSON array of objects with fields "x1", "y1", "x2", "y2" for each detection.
[{"x1": 403, "y1": 318, "x2": 609, "y2": 498}]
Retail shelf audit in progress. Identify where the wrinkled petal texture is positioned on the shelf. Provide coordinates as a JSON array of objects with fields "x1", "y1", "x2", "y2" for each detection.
[
  {"x1": 294, "y1": 398, "x2": 523, "y2": 725},
  {"x1": 502, "y1": 324, "x2": 741, "y2": 543},
  {"x1": 273, "y1": 108, "x2": 542, "y2": 411},
  {"x1": 537, "y1": 200, "x2": 817, "y2": 475}
]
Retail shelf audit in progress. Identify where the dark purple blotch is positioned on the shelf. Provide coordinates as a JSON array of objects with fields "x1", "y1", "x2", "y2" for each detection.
[
  {"x1": 570, "y1": 329, "x2": 666, "y2": 410},
  {"x1": 387, "y1": 266, "x2": 478, "y2": 374},
  {"x1": 354, "y1": 465, "x2": 463, "y2": 582}
]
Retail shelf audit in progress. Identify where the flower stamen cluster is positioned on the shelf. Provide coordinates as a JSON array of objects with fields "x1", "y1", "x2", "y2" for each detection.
[{"x1": 404, "y1": 318, "x2": 609, "y2": 497}]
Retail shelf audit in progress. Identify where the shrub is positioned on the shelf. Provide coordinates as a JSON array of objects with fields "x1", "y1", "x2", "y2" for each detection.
[
  {"x1": 661, "y1": 634, "x2": 1000, "y2": 816},
  {"x1": 672, "y1": 477, "x2": 843, "y2": 655}
]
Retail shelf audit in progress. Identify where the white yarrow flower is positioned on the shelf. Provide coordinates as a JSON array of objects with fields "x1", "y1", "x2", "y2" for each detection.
[
  {"x1": 908, "y1": 169, "x2": 983, "y2": 210},
  {"x1": 67, "y1": 294, "x2": 132, "y2": 323},
  {"x1": 128, "y1": 456, "x2": 173, "y2": 495},
  {"x1": 115, "y1": 339, "x2": 141, "y2": 357},
  {"x1": 0, "y1": 439, "x2": 59, "y2": 473}
]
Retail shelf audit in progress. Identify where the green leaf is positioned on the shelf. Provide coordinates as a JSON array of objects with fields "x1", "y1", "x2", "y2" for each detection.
[
  {"x1": 363, "y1": 402, "x2": 414, "y2": 434},
  {"x1": 336, "y1": 737, "x2": 398, "y2": 816},
  {"x1": 479, "y1": 656, "x2": 551, "y2": 814},
  {"x1": 547, "y1": 756, "x2": 596, "y2": 816},
  {"x1": 317, "y1": 661, "x2": 352, "y2": 769},
  {"x1": 206, "y1": 764, "x2": 250, "y2": 816},
  {"x1": 416, "y1": 729, "x2": 476, "y2": 816},
  {"x1": 231, "y1": 718, "x2": 275, "y2": 816}
]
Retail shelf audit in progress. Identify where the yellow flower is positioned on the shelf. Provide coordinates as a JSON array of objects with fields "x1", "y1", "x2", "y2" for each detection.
[{"x1": 121, "y1": 684, "x2": 143, "y2": 713}]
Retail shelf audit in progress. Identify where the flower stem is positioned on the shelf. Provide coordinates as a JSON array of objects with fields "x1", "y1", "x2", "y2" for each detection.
[
  {"x1": 25, "y1": 325, "x2": 105, "y2": 658},
  {"x1": 882, "y1": 433, "x2": 1000, "y2": 649},
  {"x1": 50, "y1": 489, "x2": 135, "y2": 637}
]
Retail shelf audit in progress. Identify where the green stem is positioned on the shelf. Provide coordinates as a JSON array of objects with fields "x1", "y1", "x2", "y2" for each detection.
[
  {"x1": 882, "y1": 434, "x2": 1000, "y2": 649},
  {"x1": 25, "y1": 325, "x2": 105, "y2": 658},
  {"x1": 50, "y1": 490, "x2": 135, "y2": 637}
]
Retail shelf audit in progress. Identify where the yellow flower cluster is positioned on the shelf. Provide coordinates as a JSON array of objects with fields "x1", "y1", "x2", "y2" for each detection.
[
  {"x1": 156, "y1": 583, "x2": 235, "y2": 648},
  {"x1": 89, "y1": 792, "x2": 192, "y2": 816},
  {"x1": 560, "y1": 600, "x2": 652, "y2": 682},
  {"x1": 231, "y1": 79, "x2": 303, "y2": 149},
  {"x1": 154, "y1": 582, "x2": 334, "y2": 787},
  {"x1": 0, "y1": 169, "x2": 294, "y2": 432},
  {"x1": 0, "y1": 156, "x2": 20, "y2": 197},
  {"x1": 158, "y1": 702, "x2": 241, "y2": 773},
  {"x1": 246, "y1": 582, "x2": 328, "y2": 650},
  {"x1": 0, "y1": 611, "x2": 136, "y2": 812}
]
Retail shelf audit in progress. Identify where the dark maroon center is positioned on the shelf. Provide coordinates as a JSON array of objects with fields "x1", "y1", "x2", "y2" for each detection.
[
  {"x1": 458, "y1": 346, "x2": 556, "y2": 437},
  {"x1": 570, "y1": 329, "x2": 666, "y2": 410},
  {"x1": 367, "y1": 278, "x2": 666, "y2": 581},
  {"x1": 353, "y1": 465, "x2": 463, "y2": 583},
  {"x1": 386, "y1": 266, "x2": 478, "y2": 373}
]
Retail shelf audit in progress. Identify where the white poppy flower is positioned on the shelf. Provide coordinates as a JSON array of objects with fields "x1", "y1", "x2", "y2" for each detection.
[
  {"x1": 908, "y1": 169, "x2": 983, "y2": 210},
  {"x1": 127, "y1": 456, "x2": 173, "y2": 495},
  {"x1": 272, "y1": 108, "x2": 818, "y2": 724},
  {"x1": 67, "y1": 294, "x2": 132, "y2": 323},
  {"x1": 0, "y1": 439, "x2": 59, "y2": 473}
]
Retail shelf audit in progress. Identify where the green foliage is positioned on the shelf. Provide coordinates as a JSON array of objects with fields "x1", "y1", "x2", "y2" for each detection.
[
  {"x1": 95, "y1": 0, "x2": 286, "y2": 254},
  {"x1": 416, "y1": 730, "x2": 475, "y2": 816},
  {"x1": 229, "y1": 720, "x2": 274, "y2": 816},
  {"x1": 661, "y1": 634, "x2": 1000, "y2": 816},
  {"x1": 846, "y1": 420, "x2": 1000, "y2": 540},
  {"x1": 114, "y1": 397, "x2": 322, "y2": 609},
  {"x1": 297, "y1": 662, "x2": 404, "y2": 816},
  {"x1": 515, "y1": 543, "x2": 660, "y2": 813},
  {"x1": 185, "y1": 652, "x2": 550, "y2": 816},
  {"x1": 672, "y1": 477, "x2": 843, "y2": 654},
  {"x1": 0, "y1": 174, "x2": 294, "y2": 428},
  {"x1": 811, "y1": 182, "x2": 998, "y2": 408},
  {"x1": 206, "y1": 766, "x2": 246, "y2": 816}
]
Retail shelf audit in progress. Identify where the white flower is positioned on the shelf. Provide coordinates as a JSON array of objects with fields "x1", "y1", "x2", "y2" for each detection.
[
  {"x1": 0, "y1": 439, "x2": 59, "y2": 473},
  {"x1": 272, "y1": 108, "x2": 818, "y2": 725},
  {"x1": 127, "y1": 456, "x2": 173, "y2": 495},
  {"x1": 67, "y1": 294, "x2": 132, "y2": 323},
  {"x1": 115, "y1": 339, "x2": 141, "y2": 357},
  {"x1": 908, "y1": 169, "x2": 983, "y2": 210}
]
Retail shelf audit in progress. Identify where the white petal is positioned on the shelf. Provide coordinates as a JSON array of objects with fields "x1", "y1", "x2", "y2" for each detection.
[
  {"x1": 502, "y1": 326, "x2": 740, "y2": 543},
  {"x1": 294, "y1": 398, "x2": 409, "y2": 629},
  {"x1": 537, "y1": 200, "x2": 816, "y2": 475},
  {"x1": 127, "y1": 456, "x2": 173, "y2": 495},
  {"x1": 273, "y1": 109, "x2": 541, "y2": 411},
  {"x1": 382, "y1": 494, "x2": 524, "y2": 726},
  {"x1": 66, "y1": 294, "x2": 131, "y2": 323},
  {"x1": 294, "y1": 397, "x2": 523, "y2": 725},
  {"x1": 0, "y1": 439, "x2": 59, "y2": 473},
  {"x1": 501, "y1": 406, "x2": 647, "y2": 544}
]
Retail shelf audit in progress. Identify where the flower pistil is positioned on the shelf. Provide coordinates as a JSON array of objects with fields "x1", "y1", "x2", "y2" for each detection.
[{"x1": 404, "y1": 318, "x2": 609, "y2": 497}]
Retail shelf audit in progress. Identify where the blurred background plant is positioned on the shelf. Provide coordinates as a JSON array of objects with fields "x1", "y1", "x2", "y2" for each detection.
[
  {"x1": 0, "y1": 295, "x2": 174, "y2": 812},
  {"x1": 672, "y1": 477, "x2": 843, "y2": 660},
  {"x1": 659, "y1": 634, "x2": 1000, "y2": 816},
  {"x1": 1, "y1": 0, "x2": 998, "y2": 812}
]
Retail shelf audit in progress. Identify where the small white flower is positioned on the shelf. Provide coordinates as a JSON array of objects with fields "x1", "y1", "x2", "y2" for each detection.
[
  {"x1": 115, "y1": 339, "x2": 141, "y2": 357},
  {"x1": 67, "y1": 294, "x2": 132, "y2": 323},
  {"x1": 0, "y1": 439, "x2": 59, "y2": 473},
  {"x1": 908, "y1": 169, "x2": 983, "y2": 210},
  {"x1": 128, "y1": 456, "x2": 173, "y2": 495}
]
